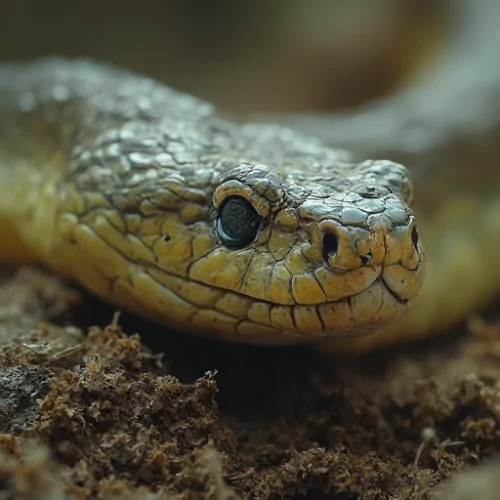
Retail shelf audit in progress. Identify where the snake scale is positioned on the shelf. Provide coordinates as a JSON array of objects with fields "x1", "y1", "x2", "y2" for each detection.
[{"x1": 0, "y1": 0, "x2": 499, "y2": 352}]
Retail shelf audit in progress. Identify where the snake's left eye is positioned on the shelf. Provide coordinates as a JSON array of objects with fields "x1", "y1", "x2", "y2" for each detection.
[{"x1": 217, "y1": 196, "x2": 261, "y2": 248}]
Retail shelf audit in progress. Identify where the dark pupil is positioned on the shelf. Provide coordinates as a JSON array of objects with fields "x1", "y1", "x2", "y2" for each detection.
[{"x1": 217, "y1": 196, "x2": 261, "y2": 248}]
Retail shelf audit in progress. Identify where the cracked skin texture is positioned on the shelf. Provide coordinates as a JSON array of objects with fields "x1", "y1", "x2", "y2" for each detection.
[{"x1": 0, "y1": 1, "x2": 500, "y2": 352}]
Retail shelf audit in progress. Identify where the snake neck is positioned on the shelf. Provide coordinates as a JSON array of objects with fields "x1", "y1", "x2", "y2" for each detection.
[{"x1": 0, "y1": 154, "x2": 62, "y2": 263}]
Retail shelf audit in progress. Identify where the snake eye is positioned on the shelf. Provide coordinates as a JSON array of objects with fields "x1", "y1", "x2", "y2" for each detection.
[{"x1": 217, "y1": 196, "x2": 261, "y2": 248}]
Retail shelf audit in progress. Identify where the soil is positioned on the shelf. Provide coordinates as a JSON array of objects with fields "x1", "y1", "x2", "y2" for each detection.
[{"x1": 0, "y1": 265, "x2": 500, "y2": 499}]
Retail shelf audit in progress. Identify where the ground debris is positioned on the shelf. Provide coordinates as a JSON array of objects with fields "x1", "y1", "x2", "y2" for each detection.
[{"x1": 1, "y1": 266, "x2": 500, "y2": 498}]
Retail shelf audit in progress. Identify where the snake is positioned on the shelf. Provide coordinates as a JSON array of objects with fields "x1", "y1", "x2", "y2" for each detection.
[{"x1": 0, "y1": 0, "x2": 498, "y2": 352}]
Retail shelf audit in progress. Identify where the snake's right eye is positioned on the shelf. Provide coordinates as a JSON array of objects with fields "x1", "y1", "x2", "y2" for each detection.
[{"x1": 216, "y1": 196, "x2": 261, "y2": 248}]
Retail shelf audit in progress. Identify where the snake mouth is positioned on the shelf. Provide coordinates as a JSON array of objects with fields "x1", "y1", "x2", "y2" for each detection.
[
  {"x1": 109, "y1": 252, "x2": 423, "y2": 345},
  {"x1": 187, "y1": 264, "x2": 417, "y2": 341}
]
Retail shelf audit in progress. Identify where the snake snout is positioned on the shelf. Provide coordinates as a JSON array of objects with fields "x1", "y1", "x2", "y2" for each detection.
[
  {"x1": 383, "y1": 216, "x2": 422, "y2": 268},
  {"x1": 318, "y1": 219, "x2": 384, "y2": 271},
  {"x1": 381, "y1": 216, "x2": 425, "y2": 301}
]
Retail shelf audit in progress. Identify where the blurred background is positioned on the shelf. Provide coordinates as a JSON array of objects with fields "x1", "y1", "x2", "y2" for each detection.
[{"x1": 1, "y1": 0, "x2": 445, "y2": 115}]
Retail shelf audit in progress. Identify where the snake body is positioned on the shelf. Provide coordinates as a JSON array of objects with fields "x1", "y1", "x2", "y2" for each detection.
[{"x1": 0, "y1": 0, "x2": 498, "y2": 350}]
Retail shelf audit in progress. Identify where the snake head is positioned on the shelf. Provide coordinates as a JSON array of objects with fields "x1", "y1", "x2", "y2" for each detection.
[{"x1": 180, "y1": 157, "x2": 425, "y2": 343}]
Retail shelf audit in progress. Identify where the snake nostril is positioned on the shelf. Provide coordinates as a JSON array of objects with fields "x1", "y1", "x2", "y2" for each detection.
[
  {"x1": 411, "y1": 226, "x2": 419, "y2": 250},
  {"x1": 360, "y1": 254, "x2": 370, "y2": 265},
  {"x1": 322, "y1": 232, "x2": 339, "y2": 263}
]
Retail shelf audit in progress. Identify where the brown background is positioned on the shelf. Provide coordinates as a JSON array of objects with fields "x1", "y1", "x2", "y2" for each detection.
[{"x1": 1, "y1": 0, "x2": 439, "y2": 113}]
